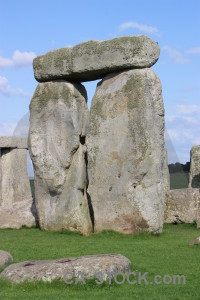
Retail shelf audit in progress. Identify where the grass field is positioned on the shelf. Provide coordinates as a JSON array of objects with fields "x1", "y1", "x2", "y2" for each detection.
[{"x1": 0, "y1": 224, "x2": 200, "y2": 299}]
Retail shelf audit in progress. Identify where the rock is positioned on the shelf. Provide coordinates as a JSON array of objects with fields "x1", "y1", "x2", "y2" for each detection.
[
  {"x1": 0, "y1": 254, "x2": 131, "y2": 283},
  {"x1": 0, "y1": 148, "x2": 36, "y2": 228},
  {"x1": 28, "y1": 81, "x2": 92, "y2": 235},
  {"x1": 87, "y1": 68, "x2": 165, "y2": 234},
  {"x1": 33, "y1": 36, "x2": 160, "y2": 82},
  {"x1": 0, "y1": 250, "x2": 13, "y2": 269},
  {"x1": 189, "y1": 145, "x2": 200, "y2": 188},
  {"x1": 189, "y1": 237, "x2": 200, "y2": 246},
  {"x1": 0, "y1": 136, "x2": 28, "y2": 149},
  {"x1": 164, "y1": 149, "x2": 170, "y2": 192},
  {"x1": 164, "y1": 188, "x2": 200, "y2": 224}
]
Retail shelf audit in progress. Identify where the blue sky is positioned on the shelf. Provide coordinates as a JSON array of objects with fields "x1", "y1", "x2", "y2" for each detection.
[{"x1": 0, "y1": 0, "x2": 200, "y2": 167}]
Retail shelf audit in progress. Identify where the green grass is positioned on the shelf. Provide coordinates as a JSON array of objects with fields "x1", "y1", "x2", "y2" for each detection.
[
  {"x1": 0, "y1": 224, "x2": 200, "y2": 299},
  {"x1": 170, "y1": 172, "x2": 189, "y2": 189}
]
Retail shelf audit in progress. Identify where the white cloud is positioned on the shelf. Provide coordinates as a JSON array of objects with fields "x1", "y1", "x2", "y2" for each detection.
[
  {"x1": 177, "y1": 104, "x2": 200, "y2": 115},
  {"x1": 186, "y1": 47, "x2": 200, "y2": 54},
  {"x1": 119, "y1": 21, "x2": 159, "y2": 35},
  {"x1": 0, "y1": 77, "x2": 13, "y2": 95},
  {"x1": 0, "y1": 76, "x2": 31, "y2": 97},
  {"x1": 166, "y1": 104, "x2": 200, "y2": 162},
  {"x1": 0, "y1": 50, "x2": 36, "y2": 68},
  {"x1": 162, "y1": 46, "x2": 189, "y2": 64}
]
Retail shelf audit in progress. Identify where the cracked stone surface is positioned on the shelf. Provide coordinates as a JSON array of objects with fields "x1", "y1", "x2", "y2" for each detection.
[
  {"x1": 33, "y1": 35, "x2": 160, "y2": 82},
  {"x1": 28, "y1": 81, "x2": 92, "y2": 235},
  {"x1": 0, "y1": 254, "x2": 131, "y2": 283},
  {"x1": 87, "y1": 68, "x2": 165, "y2": 234}
]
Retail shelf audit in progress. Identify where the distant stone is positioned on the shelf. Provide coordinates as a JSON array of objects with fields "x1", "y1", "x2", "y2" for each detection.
[
  {"x1": 29, "y1": 81, "x2": 92, "y2": 235},
  {"x1": 189, "y1": 145, "x2": 200, "y2": 188},
  {"x1": 0, "y1": 148, "x2": 36, "y2": 229},
  {"x1": 0, "y1": 136, "x2": 28, "y2": 149},
  {"x1": 0, "y1": 254, "x2": 131, "y2": 283},
  {"x1": 87, "y1": 68, "x2": 165, "y2": 234},
  {"x1": 189, "y1": 237, "x2": 200, "y2": 246},
  {"x1": 164, "y1": 188, "x2": 200, "y2": 224},
  {"x1": 0, "y1": 250, "x2": 13, "y2": 269},
  {"x1": 33, "y1": 35, "x2": 160, "y2": 82}
]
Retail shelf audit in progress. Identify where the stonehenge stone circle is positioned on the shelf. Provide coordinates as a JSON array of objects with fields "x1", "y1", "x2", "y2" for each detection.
[
  {"x1": 1, "y1": 254, "x2": 131, "y2": 283},
  {"x1": 189, "y1": 145, "x2": 200, "y2": 188},
  {"x1": 29, "y1": 35, "x2": 165, "y2": 234},
  {"x1": 33, "y1": 36, "x2": 160, "y2": 82},
  {"x1": 0, "y1": 137, "x2": 36, "y2": 229},
  {"x1": 29, "y1": 81, "x2": 92, "y2": 235},
  {"x1": 87, "y1": 69, "x2": 165, "y2": 233}
]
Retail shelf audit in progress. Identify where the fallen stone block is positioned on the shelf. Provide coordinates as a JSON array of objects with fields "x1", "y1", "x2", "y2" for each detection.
[
  {"x1": 0, "y1": 250, "x2": 13, "y2": 269},
  {"x1": 0, "y1": 254, "x2": 131, "y2": 283}
]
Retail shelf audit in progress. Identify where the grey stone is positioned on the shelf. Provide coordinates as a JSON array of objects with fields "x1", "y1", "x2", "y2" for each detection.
[
  {"x1": 0, "y1": 250, "x2": 13, "y2": 269},
  {"x1": 28, "y1": 81, "x2": 92, "y2": 235},
  {"x1": 189, "y1": 145, "x2": 200, "y2": 188},
  {"x1": 164, "y1": 188, "x2": 200, "y2": 224},
  {"x1": 0, "y1": 136, "x2": 28, "y2": 149},
  {"x1": 0, "y1": 148, "x2": 36, "y2": 228},
  {"x1": 33, "y1": 36, "x2": 160, "y2": 82},
  {"x1": 0, "y1": 254, "x2": 131, "y2": 283},
  {"x1": 87, "y1": 68, "x2": 165, "y2": 234}
]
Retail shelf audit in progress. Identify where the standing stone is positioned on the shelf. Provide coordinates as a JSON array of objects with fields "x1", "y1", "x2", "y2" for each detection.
[
  {"x1": 189, "y1": 145, "x2": 200, "y2": 188},
  {"x1": 0, "y1": 140, "x2": 36, "y2": 229},
  {"x1": 164, "y1": 188, "x2": 200, "y2": 224},
  {"x1": 28, "y1": 81, "x2": 92, "y2": 235},
  {"x1": 87, "y1": 68, "x2": 165, "y2": 234},
  {"x1": 33, "y1": 36, "x2": 160, "y2": 82}
]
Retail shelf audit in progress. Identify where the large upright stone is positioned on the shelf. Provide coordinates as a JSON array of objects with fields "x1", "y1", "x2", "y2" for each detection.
[
  {"x1": 28, "y1": 81, "x2": 92, "y2": 235},
  {"x1": 0, "y1": 141, "x2": 36, "y2": 229},
  {"x1": 33, "y1": 36, "x2": 160, "y2": 82},
  {"x1": 87, "y1": 68, "x2": 165, "y2": 234},
  {"x1": 189, "y1": 145, "x2": 200, "y2": 188}
]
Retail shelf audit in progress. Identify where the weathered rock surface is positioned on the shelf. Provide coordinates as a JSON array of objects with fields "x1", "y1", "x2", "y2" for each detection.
[
  {"x1": 189, "y1": 145, "x2": 200, "y2": 188},
  {"x1": 0, "y1": 254, "x2": 131, "y2": 283},
  {"x1": 189, "y1": 236, "x2": 200, "y2": 246},
  {"x1": 28, "y1": 81, "x2": 92, "y2": 235},
  {"x1": 164, "y1": 188, "x2": 200, "y2": 223},
  {"x1": 0, "y1": 250, "x2": 13, "y2": 269},
  {"x1": 164, "y1": 149, "x2": 170, "y2": 192},
  {"x1": 33, "y1": 36, "x2": 160, "y2": 82},
  {"x1": 0, "y1": 136, "x2": 28, "y2": 149},
  {"x1": 0, "y1": 148, "x2": 36, "y2": 228},
  {"x1": 87, "y1": 68, "x2": 165, "y2": 234}
]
